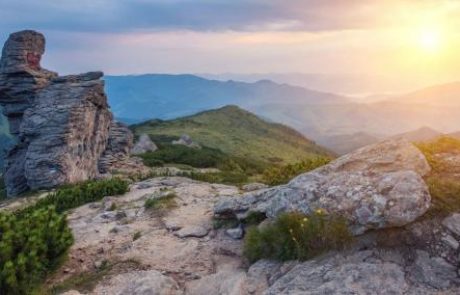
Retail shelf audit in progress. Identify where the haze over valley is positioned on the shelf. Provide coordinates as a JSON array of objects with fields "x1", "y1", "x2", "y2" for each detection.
[{"x1": 102, "y1": 74, "x2": 460, "y2": 154}]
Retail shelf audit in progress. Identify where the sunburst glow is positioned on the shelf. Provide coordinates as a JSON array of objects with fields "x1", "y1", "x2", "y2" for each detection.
[{"x1": 418, "y1": 28, "x2": 443, "y2": 53}]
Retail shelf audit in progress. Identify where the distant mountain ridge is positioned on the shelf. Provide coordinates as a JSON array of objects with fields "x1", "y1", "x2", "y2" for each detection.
[
  {"x1": 391, "y1": 81, "x2": 460, "y2": 106},
  {"x1": 132, "y1": 105, "x2": 332, "y2": 165},
  {"x1": 316, "y1": 132, "x2": 382, "y2": 155},
  {"x1": 390, "y1": 126, "x2": 443, "y2": 142},
  {"x1": 104, "y1": 74, "x2": 349, "y2": 122}
]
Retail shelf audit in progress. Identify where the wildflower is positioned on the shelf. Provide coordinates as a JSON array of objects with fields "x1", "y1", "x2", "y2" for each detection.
[
  {"x1": 315, "y1": 209, "x2": 324, "y2": 215},
  {"x1": 303, "y1": 217, "x2": 308, "y2": 222}
]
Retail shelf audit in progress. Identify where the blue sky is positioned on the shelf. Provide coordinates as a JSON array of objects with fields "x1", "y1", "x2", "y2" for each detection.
[{"x1": 1, "y1": 0, "x2": 459, "y2": 93}]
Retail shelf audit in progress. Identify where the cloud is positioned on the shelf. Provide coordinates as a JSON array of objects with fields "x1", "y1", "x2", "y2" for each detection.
[{"x1": 0, "y1": 0, "x2": 448, "y2": 36}]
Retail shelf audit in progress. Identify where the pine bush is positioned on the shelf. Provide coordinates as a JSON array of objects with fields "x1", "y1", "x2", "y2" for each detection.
[{"x1": 0, "y1": 206, "x2": 73, "y2": 294}]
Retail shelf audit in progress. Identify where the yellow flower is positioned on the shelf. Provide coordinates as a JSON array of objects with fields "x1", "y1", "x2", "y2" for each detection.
[
  {"x1": 303, "y1": 217, "x2": 308, "y2": 222},
  {"x1": 315, "y1": 209, "x2": 324, "y2": 215}
]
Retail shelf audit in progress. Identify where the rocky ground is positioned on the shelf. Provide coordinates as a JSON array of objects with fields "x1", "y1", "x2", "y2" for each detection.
[
  {"x1": 50, "y1": 177, "x2": 251, "y2": 294},
  {"x1": 40, "y1": 175, "x2": 460, "y2": 295}
]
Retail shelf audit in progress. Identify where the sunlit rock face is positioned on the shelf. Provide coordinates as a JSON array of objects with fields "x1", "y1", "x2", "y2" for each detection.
[
  {"x1": 215, "y1": 139, "x2": 432, "y2": 235},
  {"x1": 0, "y1": 30, "x2": 133, "y2": 196}
]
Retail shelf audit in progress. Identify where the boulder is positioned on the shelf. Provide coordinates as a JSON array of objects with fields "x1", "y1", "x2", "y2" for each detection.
[
  {"x1": 264, "y1": 251, "x2": 409, "y2": 295},
  {"x1": 0, "y1": 30, "x2": 134, "y2": 196},
  {"x1": 215, "y1": 139, "x2": 431, "y2": 234},
  {"x1": 172, "y1": 134, "x2": 201, "y2": 149},
  {"x1": 131, "y1": 133, "x2": 158, "y2": 155}
]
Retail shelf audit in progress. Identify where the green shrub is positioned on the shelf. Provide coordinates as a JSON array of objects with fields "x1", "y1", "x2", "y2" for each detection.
[
  {"x1": 244, "y1": 211, "x2": 352, "y2": 263},
  {"x1": 24, "y1": 178, "x2": 129, "y2": 214},
  {"x1": 144, "y1": 193, "x2": 178, "y2": 211},
  {"x1": 0, "y1": 206, "x2": 73, "y2": 294},
  {"x1": 416, "y1": 136, "x2": 460, "y2": 216},
  {"x1": 416, "y1": 136, "x2": 460, "y2": 173},
  {"x1": 425, "y1": 177, "x2": 460, "y2": 216},
  {"x1": 0, "y1": 178, "x2": 129, "y2": 294},
  {"x1": 262, "y1": 157, "x2": 331, "y2": 186},
  {"x1": 139, "y1": 144, "x2": 227, "y2": 168}
]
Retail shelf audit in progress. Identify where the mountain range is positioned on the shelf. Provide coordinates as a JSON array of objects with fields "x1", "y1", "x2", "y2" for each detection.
[
  {"x1": 104, "y1": 74, "x2": 348, "y2": 122},
  {"x1": 103, "y1": 75, "x2": 460, "y2": 142}
]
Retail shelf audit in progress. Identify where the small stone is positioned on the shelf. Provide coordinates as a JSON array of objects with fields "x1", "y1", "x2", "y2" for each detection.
[
  {"x1": 225, "y1": 226, "x2": 244, "y2": 240},
  {"x1": 94, "y1": 260, "x2": 103, "y2": 269},
  {"x1": 174, "y1": 226, "x2": 209, "y2": 238},
  {"x1": 101, "y1": 212, "x2": 115, "y2": 219},
  {"x1": 115, "y1": 210, "x2": 127, "y2": 220},
  {"x1": 165, "y1": 221, "x2": 182, "y2": 231},
  {"x1": 63, "y1": 268, "x2": 72, "y2": 274}
]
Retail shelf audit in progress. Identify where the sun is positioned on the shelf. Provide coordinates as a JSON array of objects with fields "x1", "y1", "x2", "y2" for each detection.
[{"x1": 418, "y1": 28, "x2": 442, "y2": 53}]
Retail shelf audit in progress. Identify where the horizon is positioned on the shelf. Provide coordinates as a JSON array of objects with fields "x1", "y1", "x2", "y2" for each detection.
[{"x1": 1, "y1": 0, "x2": 460, "y2": 95}]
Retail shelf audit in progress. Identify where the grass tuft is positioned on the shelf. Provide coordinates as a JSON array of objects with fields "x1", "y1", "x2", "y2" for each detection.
[
  {"x1": 416, "y1": 136, "x2": 460, "y2": 216},
  {"x1": 144, "y1": 193, "x2": 178, "y2": 211},
  {"x1": 243, "y1": 211, "x2": 352, "y2": 263}
]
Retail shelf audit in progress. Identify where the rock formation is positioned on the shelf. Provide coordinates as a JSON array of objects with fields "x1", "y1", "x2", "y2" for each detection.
[
  {"x1": 131, "y1": 133, "x2": 158, "y2": 155},
  {"x1": 215, "y1": 139, "x2": 432, "y2": 234},
  {"x1": 172, "y1": 134, "x2": 201, "y2": 149},
  {"x1": 0, "y1": 30, "x2": 134, "y2": 196}
]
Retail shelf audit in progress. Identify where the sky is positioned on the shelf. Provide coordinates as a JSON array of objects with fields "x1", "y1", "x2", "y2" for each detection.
[{"x1": 1, "y1": 0, "x2": 460, "y2": 94}]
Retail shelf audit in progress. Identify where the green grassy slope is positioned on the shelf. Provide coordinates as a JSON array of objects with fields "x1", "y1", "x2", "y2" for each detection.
[{"x1": 132, "y1": 105, "x2": 332, "y2": 165}]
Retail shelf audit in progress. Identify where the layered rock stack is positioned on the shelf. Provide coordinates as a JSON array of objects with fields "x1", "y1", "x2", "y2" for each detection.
[{"x1": 0, "y1": 30, "x2": 134, "y2": 196}]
